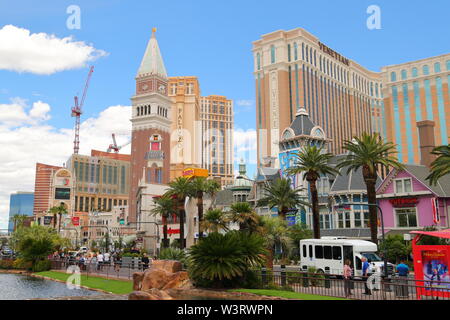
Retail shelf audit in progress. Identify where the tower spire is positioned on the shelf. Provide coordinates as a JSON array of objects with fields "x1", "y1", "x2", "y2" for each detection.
[{"x1": 137, "y1": 27, "x2": 167, "y2": 78}]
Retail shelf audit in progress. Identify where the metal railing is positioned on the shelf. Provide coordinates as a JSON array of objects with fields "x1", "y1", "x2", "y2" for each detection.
[{"x1": 255, "y1": 268, "x2": 450, "y2": 300}]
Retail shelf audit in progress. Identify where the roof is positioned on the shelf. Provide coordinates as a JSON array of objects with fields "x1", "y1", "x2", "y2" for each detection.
[
  {"x1": 411, "y1": 229, "x2": 450, "y2": 240},
  {"x1": 289, "y1": 108, "x2": 316, "y2": 136},
  {"x1": 137, "y1": 29, "x2": 167, "y2": 78},
  {"x1": 255, "y1": 167, "x2": 281, "y2": 182},
  {"x1": 320, "y1": 228, "x2": 372, "y2": 239},
  {"x1": 214, "y1": 189, "x2": 234, "y2": 206}
]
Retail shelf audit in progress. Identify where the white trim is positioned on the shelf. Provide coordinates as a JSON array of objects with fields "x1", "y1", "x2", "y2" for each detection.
[{"x1": 376, "y1": 190, "x2": 432, "y2": 199}]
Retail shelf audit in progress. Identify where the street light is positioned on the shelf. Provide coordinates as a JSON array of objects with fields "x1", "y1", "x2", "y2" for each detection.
[{"x1": 336, "y1": 202, "x2": 388, "y2": 279}]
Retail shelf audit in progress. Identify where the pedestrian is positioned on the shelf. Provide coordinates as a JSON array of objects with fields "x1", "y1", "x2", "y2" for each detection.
[
  {"x1": 362, "y1": 257, "x2": 372, "y2": 295},
  {"x1": 396, "y1": 260, "x2": 410, "y2": 297},
  {"x1": 97, "y1": 252, "x2": 104, "y2": 271},
  {"x1": 141, "y1": 253, "x2": 150, "y2": 270},
  {"x1": 113, "y1": 251, "x2": 121, "y2": 272},
  {"x1": 343, "y1": 259, "x2": 353, "y2": 298},
  {"x1": 104, "y1": 251, "x2": 111, "y2": 268}
]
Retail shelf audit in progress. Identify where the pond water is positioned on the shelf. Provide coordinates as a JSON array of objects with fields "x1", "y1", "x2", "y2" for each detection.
[{"x1": 0, "y1": 274, "x2": 101, "y2": 300}]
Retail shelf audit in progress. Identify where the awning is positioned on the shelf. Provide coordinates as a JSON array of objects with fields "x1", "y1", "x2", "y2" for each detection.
[{"x1": 410, "y1": 229, "x2": 450, "y2": 239}]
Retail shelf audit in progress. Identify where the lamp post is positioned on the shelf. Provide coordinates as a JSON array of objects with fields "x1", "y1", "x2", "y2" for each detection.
[
  {"x1": 337, "y1": 202, "x2": 388, "y2": 279},
  {"x1": 127, "y1": 222, "x2": 161, "y2": 255}
]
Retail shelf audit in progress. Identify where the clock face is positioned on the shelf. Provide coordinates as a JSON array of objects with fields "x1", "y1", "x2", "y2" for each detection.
[
  {"x1": 158, "y1": 84, "x2": 166, "y2": 93},
  {"x1": 141, "y1": 83, "x2": 149, "y2": 91}
]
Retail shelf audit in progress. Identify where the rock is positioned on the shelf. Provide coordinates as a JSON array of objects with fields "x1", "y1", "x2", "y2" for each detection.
[
  {"x1": 151, "y1": 260, "x2": 182, "y2": 273},
  {"x1": 132, "y1": 272, "x2": 144, "y2": 291},
  {"x1": 141, "y1": 269, "x2": 171, "y2": 291},
  {"x1": 162, "y1": 271, "x2": 191, "y2": 290},
  {"x1": 145, "y1": 288, "x2": 173, "y2": 300},
  {"x1": 128, "y1": 291, "x2": 159, "y2": 300}
]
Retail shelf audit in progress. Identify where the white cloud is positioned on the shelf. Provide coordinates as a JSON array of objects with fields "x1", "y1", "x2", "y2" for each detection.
[
  {"x1": 236, "y1": 99, "x2": 254, "y2": 107},
  {"x1": 233, "y1": 128, "x2": 257, "y2": 165},
  {"x1": 0, "y1": 101, "x2": 131, "y2": 230},
  {"x1": 0, "y1": 25, "x2": 107, "y2": 75}
]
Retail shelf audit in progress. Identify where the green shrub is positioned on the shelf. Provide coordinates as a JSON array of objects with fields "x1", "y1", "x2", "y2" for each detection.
[
  {"x1": 13, "y1": 258, "x2": 32, "y2": 270},
  {"x1": 158, "y1": 247, "x2": 186, "y2": 264},
  {"x1": 0, "y1": 259, "x2": 14, "y2": 269},
  {"x1": 32, "y1": 259, "x2": 52, "y2": 272}
]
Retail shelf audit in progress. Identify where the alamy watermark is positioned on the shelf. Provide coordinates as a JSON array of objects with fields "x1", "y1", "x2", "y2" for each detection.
[
  {"x1": 367, "y1": 5, "x2": 382, "y2": 30},
  {"x1": 66, "y1": 265, "x2": 81, "y2": 290},
  {"x1": 66, "y1": 5, "x2": 81, "y2": 30}
]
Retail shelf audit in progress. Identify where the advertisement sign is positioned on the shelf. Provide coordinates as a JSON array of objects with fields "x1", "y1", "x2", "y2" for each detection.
[
  {"x1": 55, "y1": 188, "x2": 71, "y2": 200},
  {"x1": 43, "y1": 216, "x2": 53, "y2": 225},
  {"x1": 71, "y1": 217, "x2": 80, "y2": 226},
  {"x1": 389, "y1": 197, "x2": 419, "y2": 207},
  {"x1": 168, "y1": 228, "x2": 180, "y2": 235},
  {"x1": 422, "y1": 250, "x2": 450, "y2": 290}
]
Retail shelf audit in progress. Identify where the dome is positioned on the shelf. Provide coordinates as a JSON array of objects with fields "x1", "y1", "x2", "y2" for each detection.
[{"x1": 231, "y1": 159, "x2": 253, "y2": 190}]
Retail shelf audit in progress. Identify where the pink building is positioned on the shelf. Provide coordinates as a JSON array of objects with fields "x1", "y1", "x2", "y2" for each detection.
[{"x1": 376, "y1": 164, "x2": 450, "y2": 236}]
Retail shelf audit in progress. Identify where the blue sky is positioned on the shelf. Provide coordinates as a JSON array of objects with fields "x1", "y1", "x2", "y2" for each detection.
[{"x1": 0, "y1": 0, "x2": 449, "y2": 229}]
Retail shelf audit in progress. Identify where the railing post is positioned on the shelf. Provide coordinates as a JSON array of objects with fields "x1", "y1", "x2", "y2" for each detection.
[
  {"x1": 281, "y1": 265, "x2": 287, "y2": 287},
  {"x1": 302, "y1": 272, "x2": 309, "y2": 288},
  {"x1": 261, "y1": 267, "x2": 267, "y2": 287}
]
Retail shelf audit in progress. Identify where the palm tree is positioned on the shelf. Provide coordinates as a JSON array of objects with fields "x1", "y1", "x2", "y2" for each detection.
[
  {"x1": 166, "y1": 177, "x2": 194, "y2": 249},
  {"x1": 426, "y1": 144, "x2": 450, "y2": 185},
  {"x1": 49, "y1": 203, "x2": 68, "y2": 233},
  {"x1": 190, "y1": 177, "x2": 221, "y2": 240},
  {"x1": 257, "y1": 178, "x2": 309, "y2": 220},
  {"x1": 229, "y1": 202, "x2": 259, "y2": 233},
  {"x1": 286, "y1": 145, "x2": 338, "y2": 239},
  {"x1": 257, "y1": 216, "x2": 291, "y2": 269},
  {"x1": 10, "y1": 214, "x2": 28, "y2": 231},
  {"x1": 338, "y1": 132, "x2": 404, "y2": 244},
  {"x1": 150, "y1": 194, "x2": 176, "y2": 249},
  {"x1": 201, "y1": 209, "x2": 229, "y2": 233}
]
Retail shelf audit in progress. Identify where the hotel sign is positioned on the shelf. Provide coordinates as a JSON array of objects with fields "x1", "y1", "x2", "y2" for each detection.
[
  {"x1": 318, "y1": 42, "x2": 349, "y2": 66},
  {"x1": 389, "y1": 197, "x2": 419, "y2": 207}
]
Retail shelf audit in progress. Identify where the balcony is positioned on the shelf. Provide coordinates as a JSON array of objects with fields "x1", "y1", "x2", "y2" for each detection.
[{"x1": 145, "y1": 151, "x2": 165, "y2": 160}]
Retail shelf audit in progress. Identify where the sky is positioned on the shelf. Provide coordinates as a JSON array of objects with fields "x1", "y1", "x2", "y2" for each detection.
[{"x1": 0, "y1": 0, "x2": 449, "y2": 230}]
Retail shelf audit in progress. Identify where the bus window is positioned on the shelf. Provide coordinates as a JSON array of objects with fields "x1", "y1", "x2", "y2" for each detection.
[
  {"x1": 302, "y1": 245, "x2": 307, "y2": 258},
  {"x1": 315, "y1": 246, "x2": 323, "y2": 259},
  {"x1": 332, "y1": 246, "x2": 342, "y2": 260},
  {"x1": 355, "y1": 256, "x2": 362, "y2": 270},
  {"x1": 309, "y1": 245, "x2": 313, "y2": 258},
  {"x1": 324, "y1": 246, "x2": 332, "y2": 259}
]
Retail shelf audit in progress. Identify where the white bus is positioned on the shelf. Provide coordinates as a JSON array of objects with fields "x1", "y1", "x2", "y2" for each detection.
[{"x1": 299, "y1": 237, "x2": 394, "y2": 277}]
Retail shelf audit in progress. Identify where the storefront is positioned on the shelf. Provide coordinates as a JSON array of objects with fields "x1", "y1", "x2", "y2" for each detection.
[{"x1": 377, "y1": 165, "x2": 450, "y2": 235}]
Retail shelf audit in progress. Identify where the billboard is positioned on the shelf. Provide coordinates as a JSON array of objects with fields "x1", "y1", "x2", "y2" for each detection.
[
  {"x1": 43, "y1": 216, "x2": 53, "y2": 225},
  {"x1": 422, "y1": 250, "x2": 450, "y2": 290},
  {"x1": 55, "y1": 188, "x2": 71, "y2": 200}
]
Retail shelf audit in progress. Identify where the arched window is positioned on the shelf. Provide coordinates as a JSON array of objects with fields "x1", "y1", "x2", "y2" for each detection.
[
  {"x1": 305, "y1": 45, "x2": 309, "y2": 62},
  {"x1": 401, "y1": 69, "x2": 407, "y2": 80},
  {"x1": 137, "y1": 107, "x2": 140, "y2": 116},
  {"x1": 270, "y1": 45, "x2": 276, "y2": 64},
  {"x1": 412, "y1": 67, "x2": 418, "y2": 77},
  {"x1": 375, "y1": 83, "x2": 379, "y2": 97},
  {"x1": 447, "y1": 60, "x2": 450, "y2": 71},
  {"x1": 390, "y1": 72, "x2": 397, "y2": 82},
  {"x1": 294, "y1": 43, "x2": 298, "y2": 61},
  {"x1": 422, "y1": 65, "x2": 429, "y2": 75},
  {"x1": 434, "y1": 62, "x2": 441, "y2": 73},
  {"x1": 256, "y1": 53, "x2": 261, "y2": 70}
]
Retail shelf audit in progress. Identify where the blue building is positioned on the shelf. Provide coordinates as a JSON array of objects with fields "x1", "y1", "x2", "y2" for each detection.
[{"x1": 8, "y1": 192, "x2": 34, "y2": 232}]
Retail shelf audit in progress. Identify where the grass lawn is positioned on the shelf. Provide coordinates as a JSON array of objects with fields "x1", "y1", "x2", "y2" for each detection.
[
  {"x1": 34, "y1": 271, "x2": 133, "y2": 295},
  {"x1": 231, "y1": 289, "x2": 348, "y2": 300}
]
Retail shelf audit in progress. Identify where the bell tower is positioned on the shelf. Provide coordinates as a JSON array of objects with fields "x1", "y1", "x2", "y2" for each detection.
[{"x1": 129, "y1": 28, "x2": 172, "y2": 222}]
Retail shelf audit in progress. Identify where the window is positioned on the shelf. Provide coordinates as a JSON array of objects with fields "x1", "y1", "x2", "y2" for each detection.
[
  {"x1": 422, "y1": 65, "x2": 429, "y2": 75},
  {"x1": 315, "y1": 246, "x2": 323, "y2": 259},
  {"x1": 390, "y1": 72, "x2": 397, "y2": 82},
  {"x1": 396, "y1": 208, "x2": 417, "y2": 227},
  {"x1": 294, "y1": 43, "x2": 298, "y2": 61},
  {"x1": 270, "y1": 45, "x2": 276, "y2": 64},
  {"x1": 401, "y1": 69, "x2": 407, "y2": 80},
  {"x1": 309, "y1": 245, "x2": 313, "y2": 258},
  {"x1": 394, "y1": 178, "x2": 412, "y2": 193},
  {"x1": 447, "y1": 60, "x2": 450, "y2": 71},
  {"x1": 434, "y1": 62, "x2": 441, "y2": 73},
  {"x1": 332, "y1": 246, "x2": 342, "y2": 261},
  {"x1": 256, "y1": 53, "x2": 261, "y2": 70},
  {"x1": 287, "y1": 44, "x2": 291, "y2": 62},
  {"x1": 324, "y1": 246, "x2": 332, "y2": 259},
  {"x1": 303, "y1": 245, "x2": 307, "y2": 258},
  {"x1": 412, "y1": 67, "x2": 418, "y2": 77}
]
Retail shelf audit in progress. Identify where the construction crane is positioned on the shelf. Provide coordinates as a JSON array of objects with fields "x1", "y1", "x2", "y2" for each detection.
[
  {"x1": 71, "y1": 66, "x2": 94, "y2": 154},
  {"x1": 107, "y1": 133, "x2": 131, "y2": 153}
]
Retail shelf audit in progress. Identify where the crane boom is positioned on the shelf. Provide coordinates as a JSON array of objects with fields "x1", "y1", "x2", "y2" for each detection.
[{"x1": 72, "y1": 66, "x2": 94, "y2": 154}]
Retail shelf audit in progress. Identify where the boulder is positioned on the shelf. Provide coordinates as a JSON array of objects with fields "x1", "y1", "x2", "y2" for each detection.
[
  {"x1": 145, "y1": 288, "x2": 173, "y2": 300},
  {"x1": 141, "y1": 269, "x2": 171, "y2": 291},
  {"x1": 128, "y1": 291, "x2": 159, "y2": 300},
  {"x1": 162, "y1": 271, "x2": 191, "y2": 290},
  {"x1": 151, "y1": 260, "x2": 182, "y2": 273},
  {"x1": 132, "y1": 272, "x2": 145, "y2": 291}
]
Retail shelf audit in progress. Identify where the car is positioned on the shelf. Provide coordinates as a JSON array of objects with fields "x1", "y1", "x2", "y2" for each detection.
[{"x1": 1, "y1": 247, "x2": 13, "y2": 256}]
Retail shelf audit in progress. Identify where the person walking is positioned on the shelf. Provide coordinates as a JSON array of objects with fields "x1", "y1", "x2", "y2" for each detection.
[
  {"x1": 104, "y1": 251, "x2": 111, "y2": 270},
  {"x1": 113, "y1": 251, "x2": 121, "y2": 273},
  {"x1": 343, "y1": 259, "x2": 353, "y2": 298},
  {"x1": 396, "y1": 260, "x2": 410, "y2": 297},
  {"x1": 362, "y1": 257, "x2": 372, "y2": 295},
  {"x1": 141, "y1": 253, "x2": 150, "y2": 270},
  {"x1": 97, "y1": 252, "x2": 104, "y2": 271}
]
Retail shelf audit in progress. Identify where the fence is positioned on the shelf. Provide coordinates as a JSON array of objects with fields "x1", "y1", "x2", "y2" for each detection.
[
  {"x1": 50, "y1": 258, "x2": 149, "y2": 280},
  {"x1": 255, "y1": 268, "x2": 450, "y2": 300}
]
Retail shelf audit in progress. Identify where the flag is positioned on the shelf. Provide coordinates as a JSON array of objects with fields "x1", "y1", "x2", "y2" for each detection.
[{"x1": 431, "y1": 197, "x2": 440, "y2": 224}]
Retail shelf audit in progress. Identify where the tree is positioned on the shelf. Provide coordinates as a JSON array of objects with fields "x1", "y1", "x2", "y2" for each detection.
[
  {"x1": 201, "y1": 209, "x2": 229, "y2": 233},
  {"x1": 229, "y1": 202, "x2": 259, "y2": 233},
  {"x1": 257, "y1": 216, "x2": 292, "y2": 269},
  {"x1": 286, "y1": 145, "x2": 338, "y2": 239},
  {"x1": 257, "y1": 178, "x2": 309, "y2": 220},
  {"x1": 287, "y1": 223, "x2": 313, "y2": 260},
  {"x1": 166, "y1": 177, "x2": 194, "y2": 249},
  {"x1": 150, "y1": 194, "x2": 176, "y2": 248},
  {"x1": 190, "y1": 177, "x2": 221, "y2": 240},
  {"x1": 338, "y1": 132, "x2": 404, "y2": 244},
  {"x1": 378, "y1": 234, "x2": 411, "y2": 263},
  {"x1": 188, "y1": 231, "x2": 266, "y2": 288},
  {"x1": 426, "y1": 144, "x2": 450, "y2": 186},
  {"x1": 49, "y1": 203, "x2": 68, "y2": 233},
  {"x1": 10, "y1": 214, "x2": 28, "y2": 231}
]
